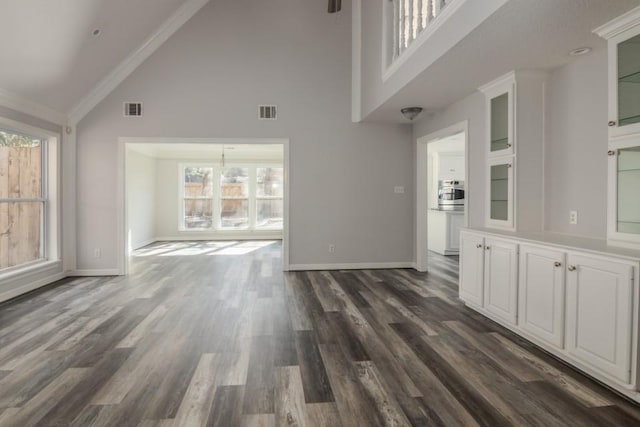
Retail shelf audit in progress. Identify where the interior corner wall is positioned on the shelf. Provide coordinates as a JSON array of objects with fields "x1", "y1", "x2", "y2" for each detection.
[
  {"x1": 544, "y1": 47, "x2": 609, "y2": 239},
  {"x1": 412, "y1": 45, "x2": 611, "y2": 243},
  {"x1": 75, "y1": 0, "x2": 414, "y2": 270},
  {"x1": 126, "y1": 150, "x2": 157, "y2": 250}
]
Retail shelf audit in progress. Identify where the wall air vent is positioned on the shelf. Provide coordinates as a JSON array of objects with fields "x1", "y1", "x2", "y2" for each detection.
[
  {"x1": 124, "y1": 102, "x2": 143, "y2": 117},
  {"x1": 259, "y1": 105, "x2": 277, "y2": 120}
]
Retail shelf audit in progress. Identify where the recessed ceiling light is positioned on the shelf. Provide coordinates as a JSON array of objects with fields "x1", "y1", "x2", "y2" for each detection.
[
  {"x1": 569, "y1": 47, "x2": 592, "y2": 56},
  {"x1": 92, "y1": 29, "x2": 102, "y2": 37}
]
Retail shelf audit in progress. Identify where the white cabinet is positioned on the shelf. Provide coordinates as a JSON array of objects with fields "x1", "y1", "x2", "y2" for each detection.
[
  {"x1": 428, "y1": 210, "x2": 464, "y2": 255},
  {"x1": 596, "y1": 10, "x2": 640, "y2": 138},
  {"x1": 459, "y1": 232, "x2": 484, "y2": 306},
  {"x1": 565, "y1": 253, "x2": 635, "y2": 383},
  {"x1": 487, "y1": 156, "x2": 515, "y2": 230},
  {"x1": 518, "y1": 245, "x2": 566, "y2": 348},
  {"x1": 437, "y1": 153, "x2": 465, "y2": 181},
  {"x1": 459, "y1": 229, "x2": 640, "y2": 401},
  {"x1": 483, "y1": 238, "x2": 519, "y2": 324}
]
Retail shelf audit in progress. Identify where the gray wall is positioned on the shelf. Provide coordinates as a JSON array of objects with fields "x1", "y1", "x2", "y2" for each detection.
[
  {"x1": 413, "y1": 46, "x2": 611, "y2": 241},
  {"x1": 544, "y1": 47, "x2": 609, "y2": 239},
  {"x1": 126, "y1": 150, "x2": 157, "y2": 250},
  {"x1": 76, "y1": 0, "x2": 414, "y2": 270}
]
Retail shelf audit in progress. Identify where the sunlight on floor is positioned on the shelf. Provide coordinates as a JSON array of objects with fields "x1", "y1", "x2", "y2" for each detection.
[{"x1": 132, "y1": 240, "x2": 279, "y2": 257}]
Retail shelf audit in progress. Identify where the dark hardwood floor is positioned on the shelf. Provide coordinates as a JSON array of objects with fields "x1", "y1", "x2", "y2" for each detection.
[{"x1": 0, "y1": 241, "x2": 639, "y2": 426}]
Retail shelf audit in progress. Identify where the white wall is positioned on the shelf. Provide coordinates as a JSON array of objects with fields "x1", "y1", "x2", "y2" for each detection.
[
  {"x1": 76, "y1": 0, "x2": 414, "y2": 270},
  {"x1": 126, "y1": 149, "x2": 157, "y2": 250},
  {"x1": 544, "y1": 47, "x2": 609, "y2": 239}
]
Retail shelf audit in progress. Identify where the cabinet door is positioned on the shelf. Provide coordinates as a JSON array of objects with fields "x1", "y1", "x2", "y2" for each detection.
[
  {"x1": 518, "y1": 245, "x2": 566, "y2": 348},
  {"x1": 565, "y1": 254, "x2": 634, "y2": 383},
  {"x1": 448, "y1": 214, "x2": 465, "y2": 251},
  {"x1": 609, "y1": 29, "x2": 640, "y2": 138},
  {"x1": 487, "y1": 157, "x2": 514, "y2": 230},
  {"x1": 483, "y1": 238, "x2": 518, "y2": 324},
  {"x1": 438, "y1": 153, "x2": 465, "y2": 180},
  {"x1": 459, "y1": 233, "x2": 484, "y2": 306}
]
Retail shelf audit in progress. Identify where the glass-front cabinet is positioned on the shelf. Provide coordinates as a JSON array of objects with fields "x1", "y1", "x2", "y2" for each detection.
[
  {"x1": 487, "y1": 157, "x2": 514, "y2": 230},
  {"x1": 482, "y1": 73, "x2": 514, "y2": 157},
  {"x1": 609, "y1": 140, "x2": 640, "y2": 246},
  {"x1": 597, "y1": 13, "x2": 640, "y2": 138},
  {"x1": 598, "y1": 9, "x2": 640, "y2": 247}
]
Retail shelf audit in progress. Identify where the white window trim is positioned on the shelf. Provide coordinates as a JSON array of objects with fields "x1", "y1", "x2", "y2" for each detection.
[
  {"x1": 0, "y1": 116, "x2": 61, "y2": 278},
  {"x1": 178, "y1": 162, "x2": 284, "y2": 233}
]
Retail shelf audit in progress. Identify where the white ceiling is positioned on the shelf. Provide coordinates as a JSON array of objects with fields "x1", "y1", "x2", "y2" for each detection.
[
  {"x1": 127, "y1": 143, "x2": 284, "y2": 162},
  {"x1": 367, "y1": 0, "x2": 640, "y2": 122},
  {"x1": 0, "y1": 0, "x2": 188, "y2": 112}
]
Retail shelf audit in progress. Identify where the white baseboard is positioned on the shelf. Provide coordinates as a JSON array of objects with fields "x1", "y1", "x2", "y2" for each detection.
[
  {"x1": 70, "y1": 269, "x2": 121, "y2": 277},
  {"x1": 287, "y1": 262, "x2": 415, "y2": 271},
  {"x1": 0, "y1": 271, "x2": 67, "y2": 304},
  {"x1": 131, "y1": 238, "x2": 157, "y2": 250}
]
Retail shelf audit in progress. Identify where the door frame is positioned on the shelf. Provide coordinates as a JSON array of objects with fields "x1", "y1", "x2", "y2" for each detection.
[
  {"x1": 416, "y1": 120, "x2": 469, "y2": 272},
  {"x1": 117, "y1": 137, "x2": 291, "y2": 275}
]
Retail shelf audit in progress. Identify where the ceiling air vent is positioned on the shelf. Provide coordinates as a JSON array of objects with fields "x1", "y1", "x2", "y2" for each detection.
[
  {"x1": 124, "y1": 102, "x2": 143, "y2": 117},
  {"x1": 259, "y1": 105, "x2": 277, "y2": 120}
]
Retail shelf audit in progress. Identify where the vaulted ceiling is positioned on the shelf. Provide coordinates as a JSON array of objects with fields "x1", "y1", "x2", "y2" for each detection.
[{"x1": 0, "y1": 0, "x2": 190, "y2": 113}]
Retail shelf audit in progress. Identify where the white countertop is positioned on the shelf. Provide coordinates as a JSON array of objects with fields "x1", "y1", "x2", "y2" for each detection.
[{"x1": 463, "y1": 227, "x2": 640, "y2": 262}]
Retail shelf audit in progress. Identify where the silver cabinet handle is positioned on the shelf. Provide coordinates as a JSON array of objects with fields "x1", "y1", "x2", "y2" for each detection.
[
  {"x1": 476, "y1": 244, "x2": 483, "y2": 249},
  {"x1": 568, "y1": 265, "x2": 577, "y2": 272},
  {"x1": 485, "y1": 246, "x2": 491, "y2": 250},
  {"x1": 554, "y1": 262, "x2": 562, "y2": 267},
  {"x1": 608, "y1": 120, "x2": 616, "y2": 127}
]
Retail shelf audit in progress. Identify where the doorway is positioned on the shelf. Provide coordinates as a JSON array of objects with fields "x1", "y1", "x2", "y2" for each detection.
[
  {"x1": 117, "y1": 138, "x2": 290, "y2": 275},
  {"x1": 416, "y1": 121, "x2": 468, "y2": 272}
]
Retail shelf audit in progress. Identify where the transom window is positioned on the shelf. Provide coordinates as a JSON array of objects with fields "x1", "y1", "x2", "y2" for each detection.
[
  {"x1": 180, "y1": 164, "x2": 283, "y2": 232},
  {"x1": 389, "y1": 0, "x2": 455, "y2": 62},
  {"x1": 0, "y1": 129, "x2": 46, "y2": 271}
]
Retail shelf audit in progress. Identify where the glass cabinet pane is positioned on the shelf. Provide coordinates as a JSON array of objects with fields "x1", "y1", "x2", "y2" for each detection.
[
  {"x1": 490, "y1": 163, "x2": 509, "y2": 221},
  {"x1": 491, "y1": 93, "x2": 509, "y2": 152},
  {"x1": 617, "y1": 146, "x2": 640, "y2": 234},
  {"x1": 618, "y1": 33, "x2": 640, "y2": 127}
]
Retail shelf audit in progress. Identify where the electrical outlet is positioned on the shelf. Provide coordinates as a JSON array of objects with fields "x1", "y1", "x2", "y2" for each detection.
[
  {"x1": 94, "y1": 248, "x2": 101, "y2": 258},
  {"x1": 569, "y1": 211, "x2": 578, "y2": 225},
  {"x1": 328, "y1": 244, "x2": 335, "y2": 253},
  {"x1": 394, "y1": 186, "x2": 405, "y2": 194}
]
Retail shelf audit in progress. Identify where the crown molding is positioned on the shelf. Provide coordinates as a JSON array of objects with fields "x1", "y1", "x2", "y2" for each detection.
[
  {"x1": 478, "y1": 70, "x2": 515, "y2": 95},
  {"x1": 594, "y1": 5, "x2": 640, "y2": 39},
  {"x1": 68, "y1": 0, "x2": 210, "y2": 125},
  {"x1": 0, "y1": 88, "x2": 67, "y2": 126}
]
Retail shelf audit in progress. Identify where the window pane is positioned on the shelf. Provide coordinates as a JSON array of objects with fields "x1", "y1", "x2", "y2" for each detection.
[
  {"x1": 0, "y1": 202, "x2": 42, "y2": 271},
  {"x1": 0, "y1": 131, "x2": 42, "y2": 199},
  {"x1": 256, "y1": 199, "x2": 283, "y2": 229},
  {"x1": 221, "y1": 199, "x2": 249, "y2": 229},
  {"x1": 257, "y1": 168, "x2": 284, "y2": 197},
  {"x1": 184, "y1": 167, "x2": 213, "y2": 198},
  {"x1": 184, "y1": 199, "x2": 212, "y2": 229},
  {"x1": 221, "y1": 167, "x2": 249, "y2": 198}
]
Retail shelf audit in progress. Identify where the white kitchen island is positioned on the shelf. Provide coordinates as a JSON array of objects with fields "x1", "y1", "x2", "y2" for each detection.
[{"x1": 427, "y1": 209, "x2": 465, "y2": 255}]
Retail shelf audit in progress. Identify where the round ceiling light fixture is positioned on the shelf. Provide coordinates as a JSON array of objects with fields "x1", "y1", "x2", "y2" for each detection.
[
  {"x1": 569, "y1": 47, "x2": 592, "y2": 56},
  {"x1": 401, "y1": 107, "x2": 424, "y2": 121}
]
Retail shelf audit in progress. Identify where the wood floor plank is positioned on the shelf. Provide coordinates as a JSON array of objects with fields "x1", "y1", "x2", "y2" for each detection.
[
  {"x1": 275, "y1": 366, "x2": 308, "y2": 427},
  {"x1": 207, "y1": 385, "x2": 245, "y2": 427},
  {"x1": 295, "y1": 331, "x2": 335, "y2": 404},
  {"x1": 173, "y1": 353, "x2": 220, "y2": 426}
]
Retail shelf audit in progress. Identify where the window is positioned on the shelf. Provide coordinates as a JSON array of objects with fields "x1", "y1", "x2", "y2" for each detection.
[
  {"x1": 183, "y1": 167, "x2": 214, "y2": 229},
  {"x1": 180, "y1": 164, "x2": 283, "y2": 232},
  {"x1": 389, "y1": 0, "x2": 455, "y2": 62},
  {"x1": 220, "y1": 167, "x2": 249, "y2": 229},
  {"x1": 0, "y1": 129, "x2": 46, "y2": 271},
  {"x1": 256, "y1": 168, "x2": 284, "y2": 229}
]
